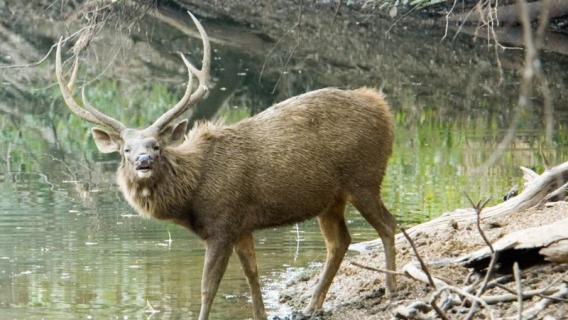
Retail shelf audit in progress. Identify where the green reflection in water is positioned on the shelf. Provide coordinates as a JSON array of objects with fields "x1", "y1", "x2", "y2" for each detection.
[{"x1": 0, "y1": 86, "x2": 567, "y2": 319}]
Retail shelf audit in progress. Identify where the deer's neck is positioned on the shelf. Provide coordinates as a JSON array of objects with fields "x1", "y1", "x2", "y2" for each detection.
[{"x1": 117, "y1": 149, "x2": 203, "y2": 221}]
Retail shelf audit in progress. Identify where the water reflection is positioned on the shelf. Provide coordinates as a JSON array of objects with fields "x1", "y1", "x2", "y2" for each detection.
[
  {"x1": 0, "y1": 174, "x2": 327, "y2": 319},
  {"x1": 2, "y1": 108, "x2": 566, "y2": 319},
  {"x1": 1, "y1": 8, "x2": 568, "y2": 319}
]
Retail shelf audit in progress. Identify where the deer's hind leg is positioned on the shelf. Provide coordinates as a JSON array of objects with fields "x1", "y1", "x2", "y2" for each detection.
[
  {"x1": 349, "y1": 189, "x2": 397, "y2": 295},
  {"x1": 303, "y1": 196, "x2": 351, "y2": 315}
]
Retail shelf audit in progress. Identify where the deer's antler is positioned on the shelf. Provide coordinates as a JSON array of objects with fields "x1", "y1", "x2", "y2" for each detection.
[
  {"x1": 55, "y1": 38, "x2": 126, "y2": 133},
  {"x1": 146, "y1": 11, "x2": 211, "y2": 133}
]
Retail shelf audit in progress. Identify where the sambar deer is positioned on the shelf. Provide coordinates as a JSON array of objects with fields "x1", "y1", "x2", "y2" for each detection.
[{"x1": 56, "y1": 12, "x2": 396, "y2": 320}]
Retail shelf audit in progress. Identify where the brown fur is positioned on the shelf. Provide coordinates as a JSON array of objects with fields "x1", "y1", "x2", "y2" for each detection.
[{"x1": 117, "y1": 87, "x2": 396, "y2": 319}]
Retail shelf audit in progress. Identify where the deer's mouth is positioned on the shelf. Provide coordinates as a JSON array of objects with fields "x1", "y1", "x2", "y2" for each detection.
[
  {"x1": 135, "y1": 164, "x2": 153, "y2": 178},
  {"x1": 136, "y1": 165, "x2": 152, "y2": 172}
]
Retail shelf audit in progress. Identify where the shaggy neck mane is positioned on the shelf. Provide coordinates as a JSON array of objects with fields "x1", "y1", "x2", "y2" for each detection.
[{"x1": 117, "y1": 146, "x2": 203, "y2": 221}]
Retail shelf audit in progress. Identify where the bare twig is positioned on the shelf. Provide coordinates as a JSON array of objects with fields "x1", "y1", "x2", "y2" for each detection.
[
  {"x1": 0, "y1": 44, "x2": 56, "y2": 70},
  {"x1": 519, "y1": 283, "x2": 568, "y2": 320},
  {"x1": 490, "y1": 283, "x2": 563, "y2": 303},
  {"x1": 350, "y1": 262, "x2": 406, "y2": 276},
  {"x1": 532, "y1": 0, "x2": 554, "y2": 145},
  {"x1": 402, "y1": 262, "x2": 453, "y2": 288},
  {"x1": 5, "y1": 142, "x2": 12, "y2": 174},
  {"x1": 484, "y1": 287, "x2": 559, "y2": 304},
  {"x1": 0, "y1": 26, "x2": 90, "y2": 70},
  {"x1": 385, "y1": 6, "x2": 418, "y2": 34},
  {"x1": 479, "y1": 252, "x2": 500, "y2": 293},
  {"x1": 452, "y1": 4, "x2": 476, "y2": 41},
  {"x1": 464, "y1": 194, "x2": 498, "y2": 320},
  {"x1": 332, "y1": 0, "x2": 342, "y2": 24},
  {"x1": 401, "y1": 228, "x2": 436, "y2": 289},
  {"x1": 535, "y1": 0, "x2": 551, "y2": 50},
  {"x1": 474, "y1": 0, "x2": 553, "y2": 172},
  {"x1": 465, "y1": 194, "x2": 493, "y2": 252},
  {"x1": 493, "y1": 282, "x2": 520, "y2": 295},
  {"x1": 442, "y1": 0, "x2": 458, "y2": 41},
  {"x1": 513, "y1": 262, "x2": 523, "y2": 319},
  {"x1": 486, "y1": 274, "x2": 514, "y2": 290},
  {"x1": 431, "y1": 302, "x2": 450, "y2": 320},
  {"x1": 259, "y1": 0, "x2": 303, "y2": 92},
  {"x1": 400, "y1": 228, "x2": 450, "y2": 320},
  {"x1": 464, "y1": 269, "x2": 477, "y2": 286},
  {"x1": 432, "y1": 285, "x2": 496, "y2": 320}
]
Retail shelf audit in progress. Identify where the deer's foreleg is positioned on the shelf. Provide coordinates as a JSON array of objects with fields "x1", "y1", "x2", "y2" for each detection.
[
  {"x1": 198, "y1": 239, "x2": 233, "y2": 320},
  {"x1": 234, "y1": 233, "x2": 266, "y2": 320}
]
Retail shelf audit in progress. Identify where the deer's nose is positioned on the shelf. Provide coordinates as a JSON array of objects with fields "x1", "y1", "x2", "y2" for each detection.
[{"x1": 135, "y1": 154, "x2": 153, "y2": 168}]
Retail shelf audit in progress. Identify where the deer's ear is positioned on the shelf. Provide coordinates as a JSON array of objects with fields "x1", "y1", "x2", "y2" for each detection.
[
  {"x1": 159, "y1": 119, "x2": 188, "y2": 145},
  {"x1": 91, "y1": 127, "x2": 121, "y2": 153}
]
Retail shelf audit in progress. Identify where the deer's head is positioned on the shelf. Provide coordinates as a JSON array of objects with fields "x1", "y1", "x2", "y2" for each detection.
[{"x1": 56, "y1": 12, "x2": 210, "y2": 181}]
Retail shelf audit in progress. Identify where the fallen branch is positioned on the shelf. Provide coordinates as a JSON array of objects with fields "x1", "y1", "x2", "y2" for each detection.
[
  {"x1": 351, "y1": 161, "x2": 568, "y2": 253},
  {"x1": 431, "y1": 285, "x2": 496, "y2": 320},
  {"x1": 516, "y1": 283, "x2": 568, "y2": 320},
  {"x1": 540, "y1": 239, "x2": 568, "y2": 263},
  {"x1": 394, "y1": 301, "x2": 431, "y2": 320},
  {"x1": 455, "y1": 218, "x2": 568, "y2": 269},
  {"x1": 483, "y1": 287, "x2": 558, "y2": 304},
  {"x1": 400, "y1": 262, "x2": 451, "y2": 289}
]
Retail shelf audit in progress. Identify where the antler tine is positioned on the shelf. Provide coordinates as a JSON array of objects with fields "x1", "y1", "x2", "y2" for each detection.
[
  {"x1": 147, "y1": 52, "x2": 195, "y2": 128},
  {"x1": 188, "y1": 10, "x2": 211, "y2": 82},
  {"x1": 56, "y1": 38, "x2": 102, "y2": 125},
  {"x1": 81, "y1": 88, "x2": 126, "y2": 133},
  {"x1": 55, "y1": 38, "x2": 125, "y2": 133},
  {"x1": 147, "y1": 11, "x2": 211, "y2": 133}
]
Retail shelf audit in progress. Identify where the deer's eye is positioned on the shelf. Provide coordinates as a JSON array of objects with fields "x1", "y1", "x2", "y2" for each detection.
[
  {"x1": 124, "y1": 148, "x2": 131, "y2": 153},
  {"x1": 153, "y1": 145, "x2": 160, "y2": 151}
]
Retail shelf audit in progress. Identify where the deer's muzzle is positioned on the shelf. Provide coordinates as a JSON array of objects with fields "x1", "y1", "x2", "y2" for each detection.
[{"x1": 135, "y1": 154, "x2": 154, "y2": 171}]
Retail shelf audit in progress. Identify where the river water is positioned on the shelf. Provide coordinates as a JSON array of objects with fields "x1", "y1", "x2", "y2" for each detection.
[{"x1": 1, "y1": 7, "x2": 567, "y2": 320}]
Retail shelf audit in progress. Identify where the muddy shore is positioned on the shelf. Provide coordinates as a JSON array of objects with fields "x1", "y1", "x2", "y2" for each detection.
[{"x1": 276, "y1": 201, "x2": 568, "y2": 319}]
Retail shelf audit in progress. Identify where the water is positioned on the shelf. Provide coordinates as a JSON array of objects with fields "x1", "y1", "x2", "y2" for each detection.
[
  {"x1": 1, "y1": 117, "x2": 565, "y2": 319},
  {"x1": 1, "y1": 6, "x2": 568, "y2": 320}
]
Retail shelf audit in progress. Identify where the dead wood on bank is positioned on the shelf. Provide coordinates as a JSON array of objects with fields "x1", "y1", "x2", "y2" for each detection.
[
  {"x1": 351, "y1": 161, "x2": 568, "y2": 253},
  {"x1": 348, "y1": 161, "x2": 568, "y2": 320}
]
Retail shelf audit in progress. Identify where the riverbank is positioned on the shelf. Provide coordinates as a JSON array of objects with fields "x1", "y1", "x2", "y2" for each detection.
[{"x1": 276, "y1": 200, "x2": 568, "y2": 319}]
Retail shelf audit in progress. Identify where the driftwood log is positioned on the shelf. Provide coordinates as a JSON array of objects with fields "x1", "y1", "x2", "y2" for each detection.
[
  {"x1": 355, "y1": 161, "x2": 568, "y2": 320},
  {"x1": 539, "y1": 240, "x2": 568, "y2": 263},
  {"x1": 391, "y1": 213, "x2": 568, "y2": 319},
  {"x1": 351, "y1": 161, "x2": 568, "y2": 253},
  {"x1": 455, "y1": 218, "x2": 568, "y2": 271}
]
